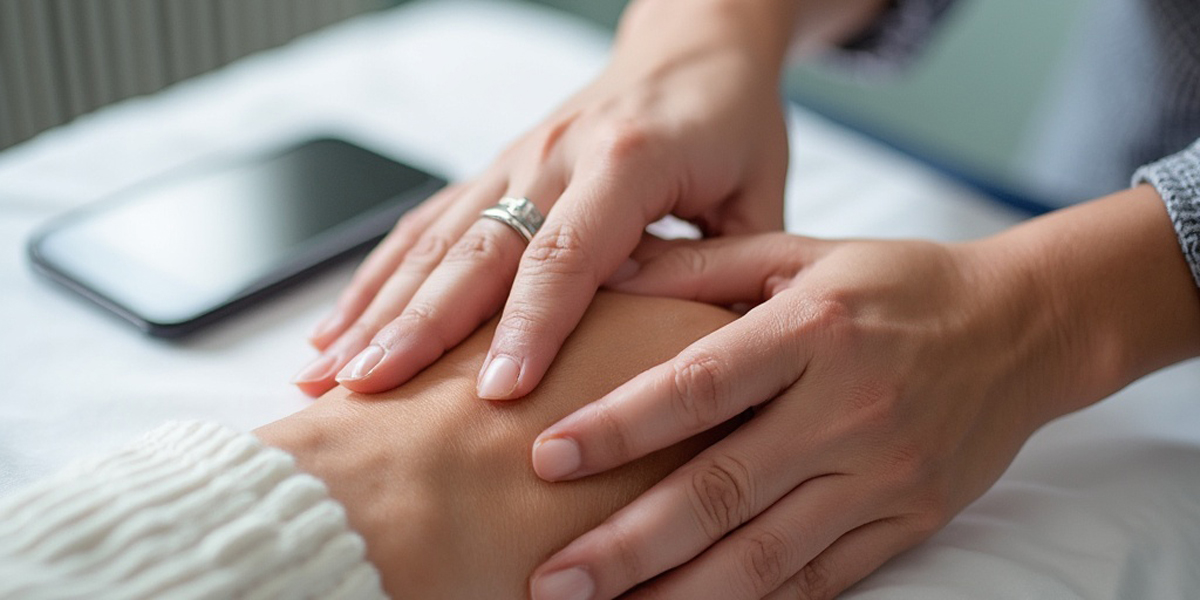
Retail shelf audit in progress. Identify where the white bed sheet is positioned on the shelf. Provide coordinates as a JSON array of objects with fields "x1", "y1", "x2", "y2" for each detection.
[{"x1": 1, "y1": 2, "x2": 1198, "y2": 598}]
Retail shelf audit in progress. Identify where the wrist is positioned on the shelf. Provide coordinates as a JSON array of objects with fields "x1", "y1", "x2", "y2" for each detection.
[
  {"x1": 969, "y1": 187, "x2": 1200, "y2": 423},
  {"x1": 254, "y1": 403, "x2": 431, "y2": 596}
]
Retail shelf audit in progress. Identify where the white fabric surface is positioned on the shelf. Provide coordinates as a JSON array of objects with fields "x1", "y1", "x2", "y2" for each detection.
[{"x1": 1, "y1": 1, "x2": 1198, "y2": 598}]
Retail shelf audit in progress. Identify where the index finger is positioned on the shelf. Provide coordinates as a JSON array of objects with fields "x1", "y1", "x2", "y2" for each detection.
[
  {"x1": 531, "y1": 302, "x2": 808, "y2": 481},
  {"x1": 477, "y1": 147, "x2": 672, "y2": 400}
]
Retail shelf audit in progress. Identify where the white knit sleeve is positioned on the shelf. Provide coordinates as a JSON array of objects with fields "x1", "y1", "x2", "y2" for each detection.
[{"x1": 0, "y1": 421, "x2": 387, "y2": 600}]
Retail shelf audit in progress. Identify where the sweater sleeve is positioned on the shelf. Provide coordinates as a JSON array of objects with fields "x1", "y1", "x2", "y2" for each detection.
[
  {"x1": 0, "y1": 421, "x2": 387, "y2": 600},
  {"x1": 1133, "y1": 139, "x2": 1200, "y2": 289},
  {"x1": 825, "y1": 0, "x2": 960, "y2": 73}
]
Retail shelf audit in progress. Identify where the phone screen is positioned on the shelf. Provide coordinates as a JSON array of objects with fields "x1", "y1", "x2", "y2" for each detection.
[{"x1": 30, "y1": 138, "x2": 446, "y2": 335}]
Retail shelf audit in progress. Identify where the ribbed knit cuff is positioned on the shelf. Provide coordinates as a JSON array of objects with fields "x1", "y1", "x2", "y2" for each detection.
[
  {"x1": 1133, "y1": 138, "x2": 1200, "y2": 289},
  {"x1": 0, "y1": 421, "x2": 386, "y2": 600}
]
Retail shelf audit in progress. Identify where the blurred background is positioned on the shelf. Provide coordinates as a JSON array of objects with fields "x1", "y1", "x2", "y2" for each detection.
[{"x1": 0, "y1": 0, "x2": 1096, "y2": 209}]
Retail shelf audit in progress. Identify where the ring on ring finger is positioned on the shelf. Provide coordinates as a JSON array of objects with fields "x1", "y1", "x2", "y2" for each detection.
[{"x1": 480, "y1": 196, "x2": 545, "y2": 243}]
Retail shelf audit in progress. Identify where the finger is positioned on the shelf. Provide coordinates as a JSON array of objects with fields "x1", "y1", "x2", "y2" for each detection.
[
  {"x1": 715, "y1": 187, "x2": 786, "y2": 235},
  {"x1": 293, "y1": 322, "x2": 378, "y2": 398},
  {"x1": 308, "y1": 183, "x2": 465, "y2": 350},
  {"x1": 480, "y1": 152, "x2": 674, "y2": 400},
  {"x1": 762, "y1": 517, "x2": 920, "y2": 600},
  {"x1": 530, "y1": 396, "x2": 835, "y2": 600},
  {"x1": 532, "y1": 302, "x2": 808, "y2": 481},
  {"x1": 293, "y1": 179, "x2": 505, "y2": 396},
  {"x1": 704, "y1": 115, "x2": 789, "y2": 236},
  {"x1": 625, "y1": 475, "x2": 874, "y2": 600},
  {"x1": 335, "y1": 177, "x2": 564, "y2": 394},
  {"x1": 329, "y1": 218, "x2": 523, "y2": 393},
  {"x1": 327, "y1": 179, "x2": 504, "y2": 348},
  {"x1": 608, "y1": 233, "x2": 826, "y2": 306}
]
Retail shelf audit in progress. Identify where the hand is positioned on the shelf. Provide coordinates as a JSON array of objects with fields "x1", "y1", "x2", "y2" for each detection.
[
  {"x1": 526, "y1": 223, "x2": 1162, "y2": 600},
  {"x1": 260, "y1": 292, "x2": 743, "y2": 598},
  {"x1": 291, "y1": 0, "x2": 792, "y2": 398}
]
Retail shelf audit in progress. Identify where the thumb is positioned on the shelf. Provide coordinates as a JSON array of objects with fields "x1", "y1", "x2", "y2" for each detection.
[{"x1": 605, "y1": 232, "x2": 822, "y2": 305}]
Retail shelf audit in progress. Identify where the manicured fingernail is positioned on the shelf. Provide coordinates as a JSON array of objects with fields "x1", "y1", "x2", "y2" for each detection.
[
  {"x1": 292, "y1": 354, "x2": 337, "y2": 384},
  {"x1": 309, "y1": 311, "x2": 342, "y2": 341},
  {"x1": 603, "y1": 258, "x2": 640, "y2": 286},
  {"x1": 532, "y1": 437, "x2": 582, "y2": 480},
  {"x1": 337, "y1": 345, "x2": 385, "y2": 381},
  {"x1": 477, "y1": 355, "x2": 520, "y2": 399},
  {"x1": 531, "y1": 567, "x2": 594, "y2": 600}
]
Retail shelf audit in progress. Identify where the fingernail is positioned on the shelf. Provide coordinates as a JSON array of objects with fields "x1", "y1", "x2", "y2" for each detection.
[
  {"x1": 309, "y1": 311, "x2": 342, "y2": 341},
  {"x1": 337, "y1": 345, "x2": 385, "y2": 381},
  {"x1": 477, "y1": 355, "x2": 520, "y2": 399},
  {"x1": 531, "y1": 567, "x2": 594, "y2": 600},
  {"x1": 532, "y1": 437, "x2": 582, "y2": 480},
  {"x1": 603, "y1": 258, "x2": 640, "y2": 287},
  {"x1": 292, "y1": 354, "x2": 338, "y2": 384}
]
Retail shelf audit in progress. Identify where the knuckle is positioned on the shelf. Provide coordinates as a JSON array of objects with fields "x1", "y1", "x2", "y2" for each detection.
[
  {"x1": 878, "y1": 437, "x2": 927, "y2": 484},
  {"x1": 534, "y1": 117, "x2": 575, "y2": 163},
  {"x1": 668, "y1": 244, "x2": 709, "y2": 278},
  {"x1": 390, "y1": 210, "x2": 427, "y2": 240},
  {"x1": 909, "y1": 510, "x2": 947, "y2": 541},
  {"x1": 597, "y1": 119, "x2": 658, "y2": 164},
  {"x1": 806, "y1": 294, "x2": 856, "y2": 335},
  {"x1": 398, "y1": 302, "x2": 435, "y2": 330},
  {"x1": 790, "y1": 556, "x2": 837, "y2": 600},
  {"x1": 596, "y1": 520, "x2": 648, "y2": 585},
  {"x1": 839, "y1": 378, "x2": 904, "y2": 429},
  {"x1": 779, "y1": 292, "x2": 860, "y2": 362},
  {"x1": 390, "y1": 303, "x2": 448, "y2": 349},
  {"x1": 742, "y1": 529, "x2": 793, "y2": 594},
  {"x1": 670, "y1": 351, "x2": 728, "y2": 430},
  {"x1": 524, "y1": 224, "x2": 593, "y2": 278},
  {"x1": 496, "y1": 307, "x2": 542, "y2": 337},
  {"x1": 908, "y1": 489, "x2": 953, "y2": 537},
  {"x1": 400, "y1": 234, "x2": 452, "y2": 271},
  {"x1": 783, "y1": 290, "x2": 856, "y2": 341},
  {"x1": 587, "y1": 404, "x2": 634, "y2": 469},
  {"x1": 445, "y1": 226, "x2": 507, "y2": 265},
  {"x1": 686, "y1": 454, "x2": 755, "y2": 540}
]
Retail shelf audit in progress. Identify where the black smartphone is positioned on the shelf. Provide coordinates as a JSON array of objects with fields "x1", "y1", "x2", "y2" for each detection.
[{"x1": 28, "y1": 137, "x2": 447, "y2": 338}]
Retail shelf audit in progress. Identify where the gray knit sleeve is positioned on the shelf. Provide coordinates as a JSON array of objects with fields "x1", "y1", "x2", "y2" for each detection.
[
  {"x1": 1132, "y1": 139, "x2": 1200, "y2": 288},
  {"x1": 829, "y1": 0, "x2": 960, "y2": 72}
]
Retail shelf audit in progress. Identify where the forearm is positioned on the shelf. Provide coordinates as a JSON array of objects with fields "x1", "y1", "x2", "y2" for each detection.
[
  {"x1": 614, "y1": 0, "x2": 887, "y2": 77},
  {"x1": 968, "y1": 186, "x2": 1200, "y2": 424}
]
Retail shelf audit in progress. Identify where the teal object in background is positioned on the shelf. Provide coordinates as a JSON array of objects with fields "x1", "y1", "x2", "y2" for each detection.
[
  {"x1": 519, "y1": 0, "x2": 626, "y2": 28},
  {"x1": 786, "y1": 0, "x2": 1095, "y2": 202}
]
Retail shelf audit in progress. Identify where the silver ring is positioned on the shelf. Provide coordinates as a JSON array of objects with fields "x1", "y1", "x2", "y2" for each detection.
[{"x1": 479, "y1": 196, "x2": 545, "y2": 243}]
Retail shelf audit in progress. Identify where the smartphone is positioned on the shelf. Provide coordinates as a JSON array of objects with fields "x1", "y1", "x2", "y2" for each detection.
[{"x1": 28, "y1": 138, "x2": 447, "y2": 337}]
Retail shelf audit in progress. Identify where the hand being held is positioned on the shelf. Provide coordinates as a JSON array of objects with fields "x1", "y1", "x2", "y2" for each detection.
[
  {"x1": 292, "y1": 35, "x2": 789, "y2": 398},
  {"x1": 528, "y1": 232, "x2": 1082, "y2": 600}
]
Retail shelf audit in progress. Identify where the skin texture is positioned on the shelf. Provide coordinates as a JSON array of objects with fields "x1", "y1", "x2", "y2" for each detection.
[
  {"x1": 292, "y1": 0, "x2": 886, "y2": 401},
  {"x1": 259, "y1": 293, "x2": 739, "y2": 598},
  {"x1": 528, "y1": 186, "x2": 1200, "y2": 599}
]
